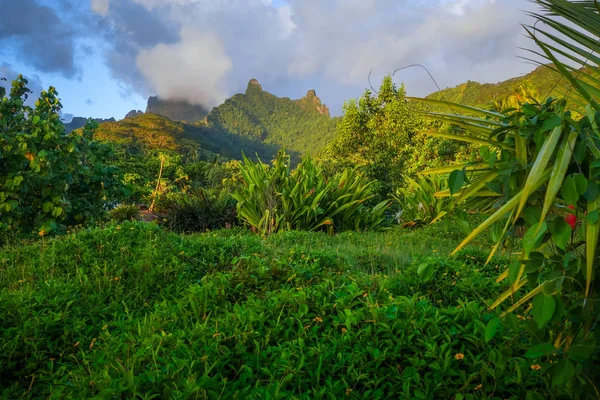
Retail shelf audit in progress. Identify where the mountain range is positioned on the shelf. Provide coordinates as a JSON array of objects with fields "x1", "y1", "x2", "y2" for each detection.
[{"x1": 67, "y1": 66, "x2": 584, "y2": 161}]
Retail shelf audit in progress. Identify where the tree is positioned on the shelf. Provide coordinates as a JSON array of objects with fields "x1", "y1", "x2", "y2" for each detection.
[
  {"x1": 323, "y1": 76, "x2": 467, "y2": 199},
  {"x1": 0, "y1": 76, "x2": 124, "y2": 238}
]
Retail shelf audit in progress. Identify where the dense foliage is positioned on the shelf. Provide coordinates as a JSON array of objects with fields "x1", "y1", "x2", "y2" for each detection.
[
  {"x1": 324, "y1": 76, "x2": 471, "y2": 199},
  {"x1": 0, "y1": 77, "x2": 124, "y2": 239},
  {"x1": 233, "y1": 151, "x2": 391, "y2": 235},
  {"x1": 156, "y1": 189, "x2": 237, "y2": 233},
  {"x1": 411, "y1": 0, "x2": 600, "y2": 393},
  {"x1": 393, "y1": 175, "x2": 455, "y2": 227},
  {"x1": 1, "y1": 221, "x2": 573, "y2": 399}
]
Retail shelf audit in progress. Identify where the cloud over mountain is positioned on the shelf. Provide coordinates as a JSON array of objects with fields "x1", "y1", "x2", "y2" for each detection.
[{"x1": 0, "y1": 0, "x2": 536, "y2": 114}]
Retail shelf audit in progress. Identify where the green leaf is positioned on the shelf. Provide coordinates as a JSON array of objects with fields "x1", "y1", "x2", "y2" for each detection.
[
  {"x1": 587, "y1": 210, "x2": 599, "y2": 225},
  {"x1": 448, "y1": 169, "x2": 466, "y2": 195},
  {"x1": 541, "y1": 115, "x2": 562, "y2": 132},
  {"x1": 551, "y1": 218, "x2": 572, "y2": 251},
  {"x1": 42, "y1": 201, "x2": 54, "y2": 213},
  {"x1": 562, "y1": 174, "x2": 588, "y2": 205},
  {"x1": 485, "y1": 317, "x2": 501, "y2": 343},
  {"x1": 532, "y1": 294, "x2": 556, "y2": 329},
  {"x1": 416, "y1": 263, "x2": 435, "y2": 282},
  {"x1": 298, "y1": 304, "x2": 308, "y2": 318},
  {"x1": 508, "y1": 260, "x2": 522, "y2": 285},
  {"x1": 552, "y1": 359, "x2": 575, "y2": 387},
  {"x1": 525, "y1": 343, "x2": 556, "y2": 358},
  {"x1": 567, "y1": 341, "x2": 596, "y2": 361},
  {"x1": 523, "y1": 222, "x2": 548, "y2": 254},
  {"x1": 572, "y1": 174, "x2": 588, "y2": 195}
]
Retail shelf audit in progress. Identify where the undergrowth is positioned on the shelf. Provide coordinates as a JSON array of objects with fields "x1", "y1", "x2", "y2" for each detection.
[{"x1": 0, "y1": 222, "x2": 568, "y2": 399}]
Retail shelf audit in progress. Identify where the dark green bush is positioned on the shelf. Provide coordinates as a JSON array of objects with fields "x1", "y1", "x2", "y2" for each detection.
[
  {"x1": 157, "y1": 189, "x2": 237, "y2": 233},
  {"x1": 0, "y1": 77, "x2": 124, "y2": 238},
  {"x1": 109, "y1": 204, "x2": 141, "y2": 223}
]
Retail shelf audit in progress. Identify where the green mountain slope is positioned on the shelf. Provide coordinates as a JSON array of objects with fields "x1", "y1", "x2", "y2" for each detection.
[
  {"x1": 93, "y1": 113, "x2": 283, "y2": 161},
  {"x1": 208, "y1": 79, "x2": 337, "y2": 156},
  {"x1": 91, "y1": 80, "x2": 337, "y2": 161},
  {"x1": 425, "y1": 65, "x2": 599, "y2": 110}
]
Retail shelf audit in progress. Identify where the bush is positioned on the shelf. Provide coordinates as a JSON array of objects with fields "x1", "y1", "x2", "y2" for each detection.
[
  {"x1": 233, "y1": 151, "x2": 391, "y2": 235},
  {"x1": 0, "y1": 76, "x2": 124, "y2": 238},
  {"x1": 393, "y1": 175, "x2": 454, "y2": 226},
  {"x1": 157, "y1": 189, "x2": 237, "y2": 233},
  {"x1": 109, "y1": 204, "x2": 141, "y2": 223}
]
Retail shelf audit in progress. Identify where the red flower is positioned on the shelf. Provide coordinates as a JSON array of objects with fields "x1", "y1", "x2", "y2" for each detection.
[{"x1": 565, "y1": 205, "x2": 577, "y2": 229}]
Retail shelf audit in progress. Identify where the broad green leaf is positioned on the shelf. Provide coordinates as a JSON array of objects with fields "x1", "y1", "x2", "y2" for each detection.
[
  {"x1": 523, "y1": 222, "x2": 548, "y2": 254},
  {"x1": 567, "y1": 342, "x2": 596, "y2": 361},
  {"x1": 525, "y1": 343, "x2": 556, "y2": 358},
  {"x1": 417, "y1": 263, "x2": 435, "y2": 282},
  {"x1": 550, "y1": 218, "x2": 572, "y2": 251},
  {"x1": 541, "y1": 115, "x2": 563, "y2": 132},
  {"x1": 532, "y1": 294, "x2": 556, "y2": 328},
  {"x1": 552, "y1": 359, "x2": 575, "y2": 387},
  {"x1": 561, "y1": 174, "x2": 585, "y2": 205},
  {"x1": 485, "y1": 317, "x2": 501, "y2": 343},
  {"x1": 508, "y1": 260, "x2": 522, "y2": 285},
  {"x1": 448, "y1": 169, "x2": 465, "y2": 195}
]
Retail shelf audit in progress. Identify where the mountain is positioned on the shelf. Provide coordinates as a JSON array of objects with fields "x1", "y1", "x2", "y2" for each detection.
[
  {"x1": 425, "y1": 65, "x2": 600, "y2": 111},
  {"x1": 64, "y1": 117, "x2": 116, "y2": 133},
  {"x1": 146, "y1": 96, "x2": 209, "y2": 122},
  {"x1": 125, "y1": 110, "x2": 144, "y2": 119},
  {"x1": 93, "y1": 112, "x2": 285, "y2": 161},
  {"x1": 207, "y1": 79, "x2": 337, "y2": 155},
  {"x1": 89, "y1": 79, "x2": 337, "y2": 162}
]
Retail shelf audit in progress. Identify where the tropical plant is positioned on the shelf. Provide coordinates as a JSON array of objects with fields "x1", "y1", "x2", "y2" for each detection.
[
  {"x1": 393, "y1": 175, "x2": 454, "y2": 227},
  {"x1": 110, "y1": 204, "x2": 141, "y2": 223},
  {"x1": 408, "y1": 0, "x2": 600, "y2": 393},
  {"x1": 0, "y1": 76, "x2": 124, "y2": 238},
  {"x1": 157, "y1": 189, "x2": 237, "y2": 233},
  {"x1": 232, "y1": 151, "x2": 391, "y2": 235}
]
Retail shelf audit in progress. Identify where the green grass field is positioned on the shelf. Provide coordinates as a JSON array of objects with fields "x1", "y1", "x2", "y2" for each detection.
[{"x1": 1, "y1": 220, "x2": 560, "y2": 399}]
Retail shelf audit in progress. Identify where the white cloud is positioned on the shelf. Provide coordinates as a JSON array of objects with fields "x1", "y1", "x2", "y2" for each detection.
[
  {"x1": 136, "y1": 28, "x2": 232, "y2": 107},
  {"x1": 91, "y1": 0, "x2": 537, "y2": 113},
  {"x1": 91, "y1": 0, "x2": 110, "y2": 16}
]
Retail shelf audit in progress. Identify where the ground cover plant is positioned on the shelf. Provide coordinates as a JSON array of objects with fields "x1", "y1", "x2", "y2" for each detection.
[{"x1": 1, "y1": 220, "x2": 567, "y2": 399}]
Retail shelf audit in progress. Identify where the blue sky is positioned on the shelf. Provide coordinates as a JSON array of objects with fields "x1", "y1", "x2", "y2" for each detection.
[{"x1": 0, "y1": 0, "x2": 536, "y2": 120}]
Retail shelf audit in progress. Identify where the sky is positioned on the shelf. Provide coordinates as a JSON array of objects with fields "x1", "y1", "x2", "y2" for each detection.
[{"x1": 0, "y1": 0, "x2": 539, "y2": 120}]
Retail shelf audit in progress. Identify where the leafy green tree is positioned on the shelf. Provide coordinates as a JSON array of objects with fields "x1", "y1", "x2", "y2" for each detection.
[
  {"x1": 323, "y1": 76, "x2": 467, "y2": 198},
  {"x1": 0, "y1": 76, "x2": 124, "y2": 237}
]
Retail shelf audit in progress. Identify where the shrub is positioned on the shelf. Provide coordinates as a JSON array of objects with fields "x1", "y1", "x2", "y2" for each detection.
[
  {"x1": 0, "y1": 76, "x2": 124, "y2": 238},
  {"x1": 109, "y1": 204, "x2": 141, "y2": 223},
  {"x1": 393, "y1": 175, "x2": 454, "y2": 226},
  {"x1": 157, "y1": 189, "x2": 237, "y2": 233},
  {"x1": 232, "y1": 151, "x2": 391, "y2": 235}
]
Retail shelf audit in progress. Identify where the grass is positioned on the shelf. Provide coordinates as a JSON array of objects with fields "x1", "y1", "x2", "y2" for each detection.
[{"x1": 0, "y1": 221, "x2": 560, "y2": 399}]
